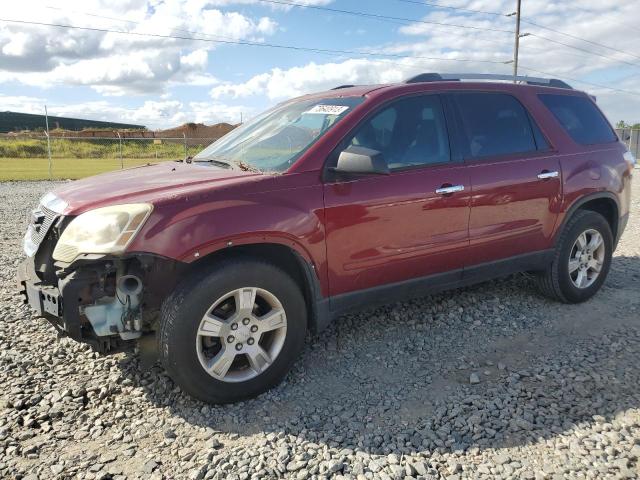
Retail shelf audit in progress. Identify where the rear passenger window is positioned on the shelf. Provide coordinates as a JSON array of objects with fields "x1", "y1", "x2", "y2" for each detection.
[
  {"x1": 538, "y1": 94, "x2": 616, "y2": 145},
  {"x1": 454, "y1": 93, "x2": 537, "y2": 159}
]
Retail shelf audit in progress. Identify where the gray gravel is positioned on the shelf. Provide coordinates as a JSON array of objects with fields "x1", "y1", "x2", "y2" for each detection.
[{"x1": 1, "y1": 179, "x2": 639, "y2": 480}]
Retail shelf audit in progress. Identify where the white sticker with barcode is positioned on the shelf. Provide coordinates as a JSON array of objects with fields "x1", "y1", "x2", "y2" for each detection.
[{"x1": 304, "y1": 105, "x2": 350, "y2": 115}]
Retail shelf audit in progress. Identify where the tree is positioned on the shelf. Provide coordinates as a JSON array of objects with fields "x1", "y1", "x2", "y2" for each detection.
[{"x1": 616, "y1": 120, "x2": 640, "y2": 129}]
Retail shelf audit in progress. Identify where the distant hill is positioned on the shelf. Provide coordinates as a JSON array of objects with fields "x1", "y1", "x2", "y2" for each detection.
[
  {"x1": 156, "y1": 122, "x2": 237, "y2": 139},
  {"x1": 0, "y1": 111, "x2": 145, "y2": 133}
]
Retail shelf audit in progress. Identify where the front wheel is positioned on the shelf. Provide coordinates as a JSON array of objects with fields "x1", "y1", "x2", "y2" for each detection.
[
  {"x1": 159, "y1": 258, "x2": 307, "y2": 404},
  {"x1": 535, "y1": 210, "x2": 613, "y2": 303}
]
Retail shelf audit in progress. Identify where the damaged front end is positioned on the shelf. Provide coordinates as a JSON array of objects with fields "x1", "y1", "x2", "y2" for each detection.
[
  {"x1": 18, "y1": 194, "x2": 183, "y2": 354},
  {"x1": 19, "y1": 254, "x2": 181, "y2": 354}
]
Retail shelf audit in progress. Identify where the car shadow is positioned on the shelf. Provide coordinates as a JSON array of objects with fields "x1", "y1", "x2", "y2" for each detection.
[{"x1": 118, "y1": 254, "x2": 640, "y2": 456}]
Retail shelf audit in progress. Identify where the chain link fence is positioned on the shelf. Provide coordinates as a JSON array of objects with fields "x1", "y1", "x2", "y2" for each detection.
[
  {"x1": 616, "y1": 128, "x2": 640, "y2": 158},
  {"x1": 0, "y1": 135, "x2": 217, "y2": 180},
  {"x1": 3, "y1": 129, "x2": 637, "y2": 181}
]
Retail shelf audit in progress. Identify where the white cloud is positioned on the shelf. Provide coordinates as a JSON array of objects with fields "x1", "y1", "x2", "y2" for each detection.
[
  {"x1": 2, "y1": 0, "x2": 639, "y2": 125},
  {"x1": 0, "y1": 0, "x2": 279, "y2": 94},
  {"x1": 209, "y1": 55, "x2": 505, "y2": 101},
  {"x1": 210, "y1": 0, "x2": 640, "y2": 123},
  {"x1": 204, "y1": 0, "x2": 333, "y2": 8},
  {"x1": 0, "y1": 94, "x2": 250, "y2": 129}
]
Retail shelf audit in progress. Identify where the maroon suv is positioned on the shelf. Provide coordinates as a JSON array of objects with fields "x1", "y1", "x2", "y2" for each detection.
[{"x1": 19, "y1": 73, "x2": 634, "y2": 403}]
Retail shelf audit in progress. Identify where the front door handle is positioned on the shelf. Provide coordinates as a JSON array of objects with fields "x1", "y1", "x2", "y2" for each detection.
[
  {"x1": 537, "y1": 170, "x2": 559, "y2": 180},
  {"x1": 435, "y1": 184, "x2": 465, "y2": 195}
]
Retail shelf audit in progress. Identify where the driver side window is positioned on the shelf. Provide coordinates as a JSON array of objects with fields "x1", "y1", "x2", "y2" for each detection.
[
  {"x1": 347, "y1": 95, "x2": 450, "y2": 169},
  {"x1": 351, "y1": 107, "x2": 397, "y2": 151}
]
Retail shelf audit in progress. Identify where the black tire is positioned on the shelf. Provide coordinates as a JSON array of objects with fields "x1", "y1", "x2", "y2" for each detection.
[
  {"x1": 159, "y1": 258, "x2": 307, "y2": 404},
  {"x1": 535, "y1": 210, "x2": 613, "y2": 303}
]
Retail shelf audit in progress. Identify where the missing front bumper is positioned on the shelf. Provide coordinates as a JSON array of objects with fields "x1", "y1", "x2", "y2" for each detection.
[
  {"x1": 18, "y1": 253, "x2": 183, "y2": 354},
  {"x1": 17, "y1": 259, "x2": 138, "y2": 353}
]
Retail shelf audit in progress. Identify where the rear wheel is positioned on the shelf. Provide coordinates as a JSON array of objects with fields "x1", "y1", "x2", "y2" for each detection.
[
  {"x1": 159, "y1": 258, "x2": 307, "y2": 403},
  {"x1": 535, "y1": 210, "x2": 613, "y2": 303}
]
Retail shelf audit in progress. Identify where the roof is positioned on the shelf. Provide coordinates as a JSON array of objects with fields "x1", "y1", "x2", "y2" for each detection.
[{"x1": 308, "y1": 73, "x2": 583, "y2": 101}]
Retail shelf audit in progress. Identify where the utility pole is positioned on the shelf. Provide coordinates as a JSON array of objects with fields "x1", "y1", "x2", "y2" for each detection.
[
  {"x1": 512, "y1": 0, "x2": 522, "y2": 82},
  {"x1": 44, "y1": 105, "x2": 52, "y2": 179}
]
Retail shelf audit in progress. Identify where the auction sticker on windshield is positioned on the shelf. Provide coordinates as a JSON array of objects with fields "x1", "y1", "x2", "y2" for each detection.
[{"x1": 305, "y1": 105, "x2": 350, "y2": 115}]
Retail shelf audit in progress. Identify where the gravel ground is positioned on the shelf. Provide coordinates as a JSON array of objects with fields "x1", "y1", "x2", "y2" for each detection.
[{"x1": 1, "y1": 179, "x2": 639, "y2": 480}]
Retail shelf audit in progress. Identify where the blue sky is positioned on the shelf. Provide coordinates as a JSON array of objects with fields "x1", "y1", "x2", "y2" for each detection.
[{"x1": 1, "y1": 0, "x2": 639, "y2": 129}]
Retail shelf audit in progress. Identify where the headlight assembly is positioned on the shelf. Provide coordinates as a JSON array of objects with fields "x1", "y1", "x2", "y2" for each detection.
[{"x1": 52, "y1": 204, "x2": 152, "y2": 262}]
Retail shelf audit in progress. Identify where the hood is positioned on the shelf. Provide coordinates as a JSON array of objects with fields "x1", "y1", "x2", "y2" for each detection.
[{"x1": 51, "y1": 161, "x2": 261, "y2": 214}]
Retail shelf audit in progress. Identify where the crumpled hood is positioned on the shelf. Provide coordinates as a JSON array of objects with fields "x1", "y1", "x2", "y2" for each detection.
[{"x1": 51, "y1": 161, "x2": 261, "y2": 214}]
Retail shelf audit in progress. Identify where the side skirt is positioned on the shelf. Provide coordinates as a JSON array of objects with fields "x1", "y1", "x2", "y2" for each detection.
[{"x1": 324, "y1": 249, "x2": 554, "y2": 324}]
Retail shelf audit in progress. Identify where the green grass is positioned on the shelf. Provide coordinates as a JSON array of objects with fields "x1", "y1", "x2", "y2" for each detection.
[
  {"x1": 0, "y1": 157, "x2": 163, "y2": 180},
  {"x1": 0, "y1": 138, "x2": 212, "y2": 180},
  {"x1": 0, "y1": 138, "x2": 192, "y2": 159}
]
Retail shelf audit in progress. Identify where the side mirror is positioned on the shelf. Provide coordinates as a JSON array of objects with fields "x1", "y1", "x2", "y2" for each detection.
[{"x1": 332, "y1": 146, "x2": 389, "y2": 175}]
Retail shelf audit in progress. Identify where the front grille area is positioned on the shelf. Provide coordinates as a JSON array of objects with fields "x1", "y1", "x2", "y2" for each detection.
[
  {"x1": 24, "y1": 204, "x2": 61, "y2": 257},
  {"x1": 30, "y1": 205, "x2": 58, "y2": 247}
]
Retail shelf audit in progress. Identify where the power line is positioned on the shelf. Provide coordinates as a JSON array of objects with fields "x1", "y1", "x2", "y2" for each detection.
[
  {"x1": 0, "y1": 17, "x2": 512, "y2": 65},
  {"x1": 4, "y1": 11, "x2": 639, "y2": 100},
  {"x1": 394, "y1": 0, "x2": 508, "y2": 18},
  {"x1": 254, "y1": 0, "x2": 514, "y2": 34},
  {"x1": 43, "y1": 5, "x2": 257, "y2": 44},
  {"x1": 517, "y1": 44, "x2": 612, "y2": 63},
  {"x1": 519, "y1": 65, "x2": 640, "y2": 98},
  {"x1": 46, "y1": 3, "x2": 516, "y2": 58},
  {"x1": 521, "y1": 19, "x2": 640, "y2": 62},
  {"x1": 392, "y1": 0, "x2": 640, "y2": 70},
  {"x1": 526, "y1": 33, "x2": 640, "y2": 69}
]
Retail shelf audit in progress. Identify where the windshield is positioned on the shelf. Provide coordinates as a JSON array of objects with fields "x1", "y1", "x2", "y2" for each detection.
[{"x1": 194, "y1": 96, "x2": 363, "y2": 172}]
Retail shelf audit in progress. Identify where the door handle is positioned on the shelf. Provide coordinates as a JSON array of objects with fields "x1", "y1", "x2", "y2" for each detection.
[
  {"x1": 435, "y1": 184, "x2": 465, "y2": 195},
  {"x1": 537, "y1": 170, "x2": 559, "y2": 180}
]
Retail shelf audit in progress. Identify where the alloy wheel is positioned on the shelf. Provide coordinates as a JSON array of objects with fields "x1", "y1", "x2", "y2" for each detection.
[
  {"x1": 568, "y1": 228, "x2": 605, "y2": 289},
  {"x1": 195, "y1": 287, "x2": 287, "y2": 382}
]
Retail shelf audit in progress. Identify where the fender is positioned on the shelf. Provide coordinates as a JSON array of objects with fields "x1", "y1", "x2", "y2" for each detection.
[
  {"x1": 180, "y1": 235, "x2": 331, "y2": 332},
  {"x1": 553, "y1": 191, "x2": 620, "y2": 246},
  {"x1": 291, "y1": 251, "x2": 331, "y2": 333},
  {"x1": 178, "y1": 232, "x2": 317, "y2": 266}
]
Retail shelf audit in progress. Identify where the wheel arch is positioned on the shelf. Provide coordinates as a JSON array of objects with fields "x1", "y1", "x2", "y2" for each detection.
[
  {"x1": 186, "y1": 242, "x2": 330, "y2": 333},
  {"x1": 556, "y1": 192, "x2": 620, "y2": 247}
]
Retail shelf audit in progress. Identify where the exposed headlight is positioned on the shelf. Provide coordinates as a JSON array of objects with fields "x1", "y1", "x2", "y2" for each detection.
[{"x1": 53, "y1": 204, "x2": 152, "y2": 262}]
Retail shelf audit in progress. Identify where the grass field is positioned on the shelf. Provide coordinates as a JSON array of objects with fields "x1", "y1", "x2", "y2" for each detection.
[
  {"x1": 0, "y1": 158, "x2": 162, "y2": 180},
  {"x1": 0, "y1": 137, "x2": 213, "y2": 180}
]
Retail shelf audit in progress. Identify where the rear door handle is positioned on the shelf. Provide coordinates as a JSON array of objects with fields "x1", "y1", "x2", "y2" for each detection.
[
  {"x1": 435, "y1": 185, "x2": 465, "y2": 195},
  {"x1": 537, "y1": 170, "x2": 559, "y2": 180}
]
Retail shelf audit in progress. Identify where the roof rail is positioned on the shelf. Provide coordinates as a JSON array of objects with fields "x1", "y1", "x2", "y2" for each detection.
[
  {"x1": 331, "y1": 84, "x2": 356, "y2": 90},
  {"x1": 404, "y1": 73, "x2": 572, "y2": 90}
]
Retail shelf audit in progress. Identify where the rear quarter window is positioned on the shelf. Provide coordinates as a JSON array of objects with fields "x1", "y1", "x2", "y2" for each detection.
[{"x1": 538, "y1": 94, "x2": 617, "y2": 145}]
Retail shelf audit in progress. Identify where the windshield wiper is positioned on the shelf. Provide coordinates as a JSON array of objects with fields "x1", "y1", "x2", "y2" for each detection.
[
  {"x1": 183, "y1": 155, "x2": 263, "y2": 173},
  {"x1": 191, "y1": 157, "x2": 233, "y2": 169}
]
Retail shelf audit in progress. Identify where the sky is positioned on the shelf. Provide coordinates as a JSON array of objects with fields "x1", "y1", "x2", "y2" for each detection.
[{"x1": 0, "y1": 0, "x2": 639, "y2": 130}]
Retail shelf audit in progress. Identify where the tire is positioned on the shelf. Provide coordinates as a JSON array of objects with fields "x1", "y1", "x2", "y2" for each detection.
[
  {"x1": 535, "y1": 210, "x2": 613, "y2": 303},
  {"x1": 159, "y1": 258, "x2": 307, "y2": 404}
]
